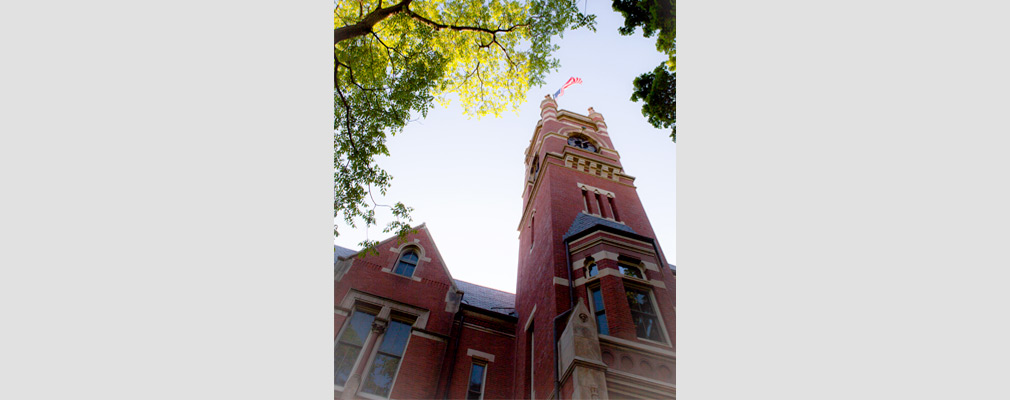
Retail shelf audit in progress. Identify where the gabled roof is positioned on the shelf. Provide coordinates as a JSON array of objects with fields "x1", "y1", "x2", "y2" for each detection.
[
  {"x1": 562, "y1": 212, "x2": 637, "y2": 240},
  {"x1": 454, "y1": 279, "x2": 516, "y2": 317},
  {"x1": 334, "y1": 244, "x2": 358, "y2": 262}
]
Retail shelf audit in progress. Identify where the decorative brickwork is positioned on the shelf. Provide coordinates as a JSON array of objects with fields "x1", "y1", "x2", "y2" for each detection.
[{"x1": 335, "y1": 106, "x2": 674, "y2": 400}]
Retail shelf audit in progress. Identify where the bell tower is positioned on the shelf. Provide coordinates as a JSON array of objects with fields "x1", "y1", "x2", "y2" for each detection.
[{"x1": 514, "y1": 96, "x2": 677, "y2": 399}]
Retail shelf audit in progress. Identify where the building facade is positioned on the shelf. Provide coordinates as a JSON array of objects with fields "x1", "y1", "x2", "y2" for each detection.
[{"x1": 335, "y1": 96, "x2": 676, "y2": 399}]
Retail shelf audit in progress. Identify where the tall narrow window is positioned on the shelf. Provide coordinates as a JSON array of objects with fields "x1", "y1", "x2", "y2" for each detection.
[
  {"x1": 528, "y1": 325, "x2": 535, "y2": 399},
  {"x1": 394, "y1": 249, "x2": 419, "y2": 277},
  {"x1": 334, "y1": 309, "x2": 377, "y2": 387},
  {"x1": 534, "y1": 157, "x2": 540, "y2": 179},
  {"x1": 361, "y1": 319, "x2": 412, "y2": 397},
  {"x1": 582, "y1": 189, "x2": 592, "y2": 213},
  {"x1": 530, "y1": 216, "x2": 534, "y2": 249},
  {"x1": 466, "y1": 362, "x2": 487, "y2": 399},
  {"x1": 590, "y1": 287, "x2": 609, "y2": 335},
  {"x1": 594, "y1": 192, "x2": 605, "y2": 217},
  {"x1": 608, "y1": 196, "x2": 620, "y2": 221},
  {"x1": 625, "y1": 287, "x2": 662, "y2": 342}
]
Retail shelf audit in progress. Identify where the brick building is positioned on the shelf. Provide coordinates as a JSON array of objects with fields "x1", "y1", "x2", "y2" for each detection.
[{"x1": 334, "y1": 96, "x2": 676, "y2": 399}]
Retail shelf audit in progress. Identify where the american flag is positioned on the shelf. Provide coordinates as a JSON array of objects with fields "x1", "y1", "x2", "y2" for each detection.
[{"x1": 553, "y1": 77, "x2": 583, "y2": 98}]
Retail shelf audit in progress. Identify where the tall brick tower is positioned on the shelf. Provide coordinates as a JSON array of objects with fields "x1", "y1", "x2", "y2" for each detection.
[{"x1": 514, "y1": 96, "x2": 677, "y2": 399}]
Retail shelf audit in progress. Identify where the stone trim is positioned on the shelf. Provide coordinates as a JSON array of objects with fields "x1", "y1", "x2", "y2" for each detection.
[
  {"x1": 598, "y1": 334, "x2": 676, "y2": 358},
  {"x1": 384, "y1": 241, "x2": 427, "y2": 282},
  {"x1": 463, "y1": 322, "x2": 516, "y2": 339},
  {"x1": 565, "y1": 153, "x2": 622, "y2": 181},
  {"x1": 569, "y1": 234, "x2": 657, "y2": 260},
  {"x1": 576, "y1": 182, "x2": 616, "y2": 198},
  {"x1": 605, "y1": 370, "x2": 676, "y2": 400},
  {"x1": 410, "y1": 329, "x2": 447, "y2": 343},
  {"x1": 337, "y1": 289, "x2": 430, "y2": 330},
  {"x1": 466, "y1": 348, "x2": 496, "y2": 363},
  {"x1": 553, "y1": 276, "x2": 570, "y2": 286}
]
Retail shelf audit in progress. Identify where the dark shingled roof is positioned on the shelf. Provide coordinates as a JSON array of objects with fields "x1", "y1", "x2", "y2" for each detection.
[
  {"x1": 334, "y1": 245, "x2": 358, "y2": 262},
  {"x1": 454, "y1": 279, "x2": 516, "y2": 317},
  {"x1": 562, "y1": 212, "x2": 637, "y2": 240}
]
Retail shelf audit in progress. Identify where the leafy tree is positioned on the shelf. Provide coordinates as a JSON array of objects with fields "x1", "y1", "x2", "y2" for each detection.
[
  {"x1": 612, "y1": 0, "x2": 675, "y2": 141},
  {"x1": 334, "y1": 0, "x2": 595, "y2": 250}
]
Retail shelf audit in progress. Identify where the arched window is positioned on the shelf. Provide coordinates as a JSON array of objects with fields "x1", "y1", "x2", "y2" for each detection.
[
  {"x1": 394, "y1": 249, "x2": 419, "y2": 277},
  {"x1": 618, "y1": 261, "x2": 644, "y2": 279},
  {"x1": 567, "y1": 135, "x2": 598, "y2": 153},
  {"x1": 585, "y1": 257, "x2": 598, "y2": 278}
]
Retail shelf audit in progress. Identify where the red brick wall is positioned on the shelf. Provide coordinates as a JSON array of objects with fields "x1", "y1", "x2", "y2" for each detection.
[
  {"x1": 335, "y1": 227, "x2": 459, "y2": 337},
  {"x1": 445, "y1": 312, "x2": 516, "y2": 399},
  {"x1": 515, "y1": 105, "x2": 677, "y2": 398},
  {"x1": 388, "y1": 335, "x2": 448, "y2": 399}
]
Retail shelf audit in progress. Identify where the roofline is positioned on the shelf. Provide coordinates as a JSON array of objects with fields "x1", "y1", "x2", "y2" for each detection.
[
  {"x1": 563, "y1": 222, "x2": 656, "y2": 245},
  {"x1": 460, "y1": 303, "x2": 519, "y2": 322}
]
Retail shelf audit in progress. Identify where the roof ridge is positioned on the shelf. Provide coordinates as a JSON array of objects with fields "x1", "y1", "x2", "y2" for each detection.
[{"x1": 454, "y1": 279, "x2": 516, "y2": 295}]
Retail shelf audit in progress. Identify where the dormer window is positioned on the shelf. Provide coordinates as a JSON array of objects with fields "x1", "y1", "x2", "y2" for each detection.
[
  {"x1": 567, "y1": 136, "x2": 597, "y2": 153},
  {"x1": 394, "y1": 249, "x2": 419, "y2": 277}
]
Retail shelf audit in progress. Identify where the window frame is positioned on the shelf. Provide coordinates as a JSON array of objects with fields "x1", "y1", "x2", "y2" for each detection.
[
  {"x1": 617, "y1": 263, "x2": 644, "y2": 280},
  {"x1": 621, "y1": 281, "x2": 670, "y2": 345},
  {"x1": 357, "y1": 313, "x2": 417, "y2": 399},
  {"x1": 567, "y1": 134, "x2": 599, "y2": 153},
  {"x1": 587, "y1": 285, "x2": 609, "y2": 335},
  {"x1": 585, "y1": 260, "x2": 599, "y2": 279},
  {"x1": 334, "y1": 303, "x2": 381, "y2": 390},
  {"x1": 393, "y1": 248, "x2": 420, "y2": 278},
  {"x1": 334, "y1": 291, "x2": 430, "y2": 397},
  {"x1": 465, "y1": 360, "x2": 489, "y2": 400}
]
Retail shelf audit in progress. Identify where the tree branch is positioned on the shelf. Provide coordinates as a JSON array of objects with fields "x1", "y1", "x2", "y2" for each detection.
[
  {"x1": 334, "y1": 69, "x2": 361, "y2": 159},
  {"x1": 404, "y1": 9, "x2": 528, "y2": 34},
  {"x1": 335, "y1": 0, "x2": 412, "y2": 43},
  {"x1": 336, "y1": 57, "x2": 383, "y2": 92}
]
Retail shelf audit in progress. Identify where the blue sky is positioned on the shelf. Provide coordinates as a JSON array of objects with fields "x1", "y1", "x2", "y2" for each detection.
[{"x1": 335, "y1": 4, "x2": 676, "y2": 293}]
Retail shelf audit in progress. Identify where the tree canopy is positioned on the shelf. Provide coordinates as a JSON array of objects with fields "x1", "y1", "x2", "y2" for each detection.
[
  {"x1": 612, "y1": 0, "x2": 675, "y2": 141},
  {"x1": 334, "y1": 0, "x2": 594, "y2": 249}
]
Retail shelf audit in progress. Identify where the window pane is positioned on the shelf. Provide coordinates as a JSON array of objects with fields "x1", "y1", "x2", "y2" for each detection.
[
  {"x1": 632, "y1": 312, "x2": 662, "y2": 341},
  {"x1": 377, "y1": 320, "x2": 411, "y2": 356},
  {"x1": 626, "y1": 288, "x2": 653, "y2": 313},
  {"x1": 468, "y1": 363, "x2": 485, "y2": 393},
  {"x1": 400, "y1": 251, "x2": 418, "y2": 263},
  {"x1": 619, "y1": 265, "x2": 643, "y2": 279},
  {"x1": 394, "y1": 261, "x2": 416, "y2": 276},
  {"x1": 340, "y1": 311, "x2": 376, "y2": 346},
  {"x1": 596, "y1": 314, "x2": 609, "y2": 335},
  {"x1": 586, "y1": 263, "x2": 598, "y2": 277},
  {"x1": 591, "y1": 288, "x2": 605, "y2": 311},
  {"x1": 334, "y1": 343, "x2": 361, "y2": 386},
  {"x1": 361, "y1": 354, "x2": 401, "y2": 397}
]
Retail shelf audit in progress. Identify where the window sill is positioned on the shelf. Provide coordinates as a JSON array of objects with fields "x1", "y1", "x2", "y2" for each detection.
[
  {"x1": 638, "y1": 336, "x2": 671, "y2": 348},
  {"x1": 379, "y1": 268, "x2": 422, "y2": 282},
  {"x1": 598, "y1": 334, "x2": 676, "y2": 357},
  {"x1": 358, "y1": 391, "x2": 389, "y2": 400}
]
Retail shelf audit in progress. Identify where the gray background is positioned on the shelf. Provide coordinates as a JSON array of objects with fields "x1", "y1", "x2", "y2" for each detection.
[{"x1": 2, "y1": 0, "x2": 1009, "y2": 398}]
